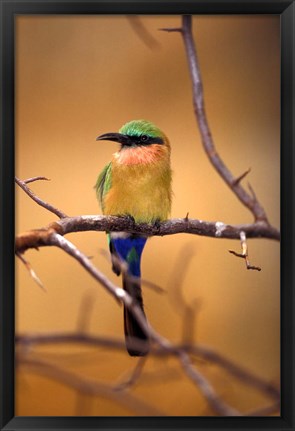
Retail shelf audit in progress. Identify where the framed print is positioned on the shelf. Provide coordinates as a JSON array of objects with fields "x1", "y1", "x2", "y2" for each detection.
[{"x1": 1, "y1": 1, "x2": 294, "y2": 430}]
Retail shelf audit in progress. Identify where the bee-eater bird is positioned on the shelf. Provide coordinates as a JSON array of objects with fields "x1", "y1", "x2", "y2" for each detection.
[{"x1": 95, "y1": 120, "x2": 172, "y2": 356}]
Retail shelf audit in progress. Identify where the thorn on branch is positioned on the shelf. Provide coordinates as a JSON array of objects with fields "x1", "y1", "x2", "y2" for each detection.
[
  {"x1": 158, "y1": 27, "x2": 183, "y2": 33},
  {"x1": 232, "y1": 168, "x2": 251, "y2": 186},
  {"x1": 229, "y1": 231, "x2": 261, "y2": 271}
]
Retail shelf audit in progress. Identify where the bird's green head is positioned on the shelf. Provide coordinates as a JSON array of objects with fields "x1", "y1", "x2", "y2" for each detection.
[{"x1": 96, "y1": 120, "x2": 169, "y2": 148}]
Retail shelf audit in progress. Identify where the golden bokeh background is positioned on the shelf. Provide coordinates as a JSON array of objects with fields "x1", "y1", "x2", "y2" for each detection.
[{"x1": 15, "y1": 15, "x2": 280, "y2": 416}]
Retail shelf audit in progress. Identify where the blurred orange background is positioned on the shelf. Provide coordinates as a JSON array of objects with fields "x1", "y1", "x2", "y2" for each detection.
[{"x1": 15, "y1": 15, "x2": 280, "y2": 416}]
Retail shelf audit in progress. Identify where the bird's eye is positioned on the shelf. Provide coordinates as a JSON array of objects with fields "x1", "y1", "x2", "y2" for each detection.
[{"x1": 141, "y1": 135, "x2": 148, "y2": 142}]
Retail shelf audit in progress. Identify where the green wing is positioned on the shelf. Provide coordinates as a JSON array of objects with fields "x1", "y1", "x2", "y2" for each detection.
[{"x1": 95, "y1": 162, "x2": 112, "y2": 211}]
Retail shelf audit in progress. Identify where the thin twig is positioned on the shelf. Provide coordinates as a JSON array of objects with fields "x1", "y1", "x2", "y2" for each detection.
[
  {"x1": 232, "y1": 168, "x2": 251, "y2": 186},
  {"x1": 113, "y1": 357, "x2": 147, "y2": 391},
  {"x1": 229, "y1": 231, "x2": 261, "y2": 271},
  {"x1": 159, "y1": 27, "x2": 182, "y2": 33},
  {"x1": 23, "y1": 176, "x2": 51, "y2": 184},
  {"x1": 15, "y1": 176, "x2": 68, "y2": 219},
  {"x1": 16, "y1": 251, "x2": 46, "y2": 291}
]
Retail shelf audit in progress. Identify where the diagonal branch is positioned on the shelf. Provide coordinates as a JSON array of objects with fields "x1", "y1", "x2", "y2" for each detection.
[
  {"x1": 162, "y1": 16, "x2": 270, "y2": 223},
  {"x1": 15, "y1": 176, "x2": 68, "y2": 219},
  {"x1": 178, "y1": 351, "x2": 240, "y2": 416}
]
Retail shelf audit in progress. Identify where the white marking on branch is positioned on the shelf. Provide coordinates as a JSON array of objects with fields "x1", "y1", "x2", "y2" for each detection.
[{"x1": 215, "y1": 221, "x2": 226, "y2": 237}]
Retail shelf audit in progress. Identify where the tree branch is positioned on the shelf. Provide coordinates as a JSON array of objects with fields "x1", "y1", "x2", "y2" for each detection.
[
  {"x1": 16, "y1": 331, "x2": 280, "y2": 411},
  {"x1": 229, "y1": 231, "x2": 262, "y2": 271},
  {"x1": 161, "y1": 16, "x2": 270, "y2": 224},
  {"x1": 15, "y1": 176, "x2": 68, "y2": 219},
  {"x1": 15, "y1": 230, "x2": 244, "y2": 416},
  {"x1": 15, "y1": 213, "x2": 280, "y2": 256},
  {"x1": 18, "y1": 356, "x2": 163, "y2": 416}
]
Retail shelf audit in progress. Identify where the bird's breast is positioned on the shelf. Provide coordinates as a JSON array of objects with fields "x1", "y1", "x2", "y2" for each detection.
[{"x1": 103, "y1": 146, "x2": 172, "y2": 223}]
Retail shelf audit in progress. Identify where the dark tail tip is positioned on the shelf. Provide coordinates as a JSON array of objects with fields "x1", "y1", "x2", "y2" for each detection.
[
  {"x1": 124, "y1": 306, "x2": 149, "y2": 356},
  {"x1": 123, "y1": 275, "x2": 149, "y2": 357}
]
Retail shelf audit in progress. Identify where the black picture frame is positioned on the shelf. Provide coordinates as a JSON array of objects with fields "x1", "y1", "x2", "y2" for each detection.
[{"x1": 0, "y1": 1, "x2": 294, "y2": 430}]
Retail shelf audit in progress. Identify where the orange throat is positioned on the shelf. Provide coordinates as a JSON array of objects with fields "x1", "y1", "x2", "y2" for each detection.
[{"x1": 113, "y1": 144, "x2": 169, "y2": 165}]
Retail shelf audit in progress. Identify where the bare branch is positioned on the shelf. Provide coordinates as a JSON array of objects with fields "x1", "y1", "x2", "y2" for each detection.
[
  {"x1": 229, "y1": 231, "x2": 261, "y2": 271},
  {"x1": 15, "y1": 332, "x2": 278, "y2": 393},
  {"x1": 114, "y1": 357, "x2": 147, "y2": 391},
  {"x1": 178, "y1": 351, "x2": 241, "y2": 416},
  {"x1": 14, "y1": 173, "x2": 279, "y2": 259},
  {"x1": 19, "y1": 356, "x2": 163, "y2": 415},
  {"x1": 16, "y1": 228, "x2": 244, "y2": 416},
  {"x1": 16, "y1": 252, "x2": 46, "y2": 291},
  {"x1": 23, "y1": 176, "x2": 51, "y2": 184},
  {"x1": 187, "y1": 344, "x2": 279, "y2": 401},
  {"x1": 15, "y1": 215, "x2": 280, "y2": 257},
  {"x1": 15, "y1": 176, "x2": 68, "y2": 219},
  {"x1": 16, "y1": 331, "x2": 279, "y2": 411},
  {"x1": 159, "y1": 27, "x2": 183, "y2": 33},
  {"x1": 173, "y1": 15, "x2": 270, "y2": 223}
]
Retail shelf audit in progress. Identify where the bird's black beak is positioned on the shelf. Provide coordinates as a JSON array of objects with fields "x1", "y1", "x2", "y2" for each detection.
[{"x1": 96, "y1": 132, "x2": 133, "y2": 147}]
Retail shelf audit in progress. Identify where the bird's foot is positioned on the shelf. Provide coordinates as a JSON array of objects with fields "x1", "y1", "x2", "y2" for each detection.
[
  {"x1": 125, "y1": 214, "x2": 135, "y2": 224},
  {"x1": 153, "y1": 218, "x2": 162, "y2": 232}
]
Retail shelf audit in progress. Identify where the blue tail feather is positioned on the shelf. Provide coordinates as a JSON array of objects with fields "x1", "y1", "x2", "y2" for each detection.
[
  {"x1": 110, "y1": 235, "x2": 149, "y2": 356},
  {"x1": 112, "y1": 236, "x2": 147, "y2": 277}
]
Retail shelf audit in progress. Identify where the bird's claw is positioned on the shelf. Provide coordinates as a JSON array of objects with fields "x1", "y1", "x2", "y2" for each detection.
[
  {"x1": 153, "y1": 218, "x2": 161, "y2": 232},
  {"x1": 125, "y1": 214, "x2": 135, "y2": 224}
]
